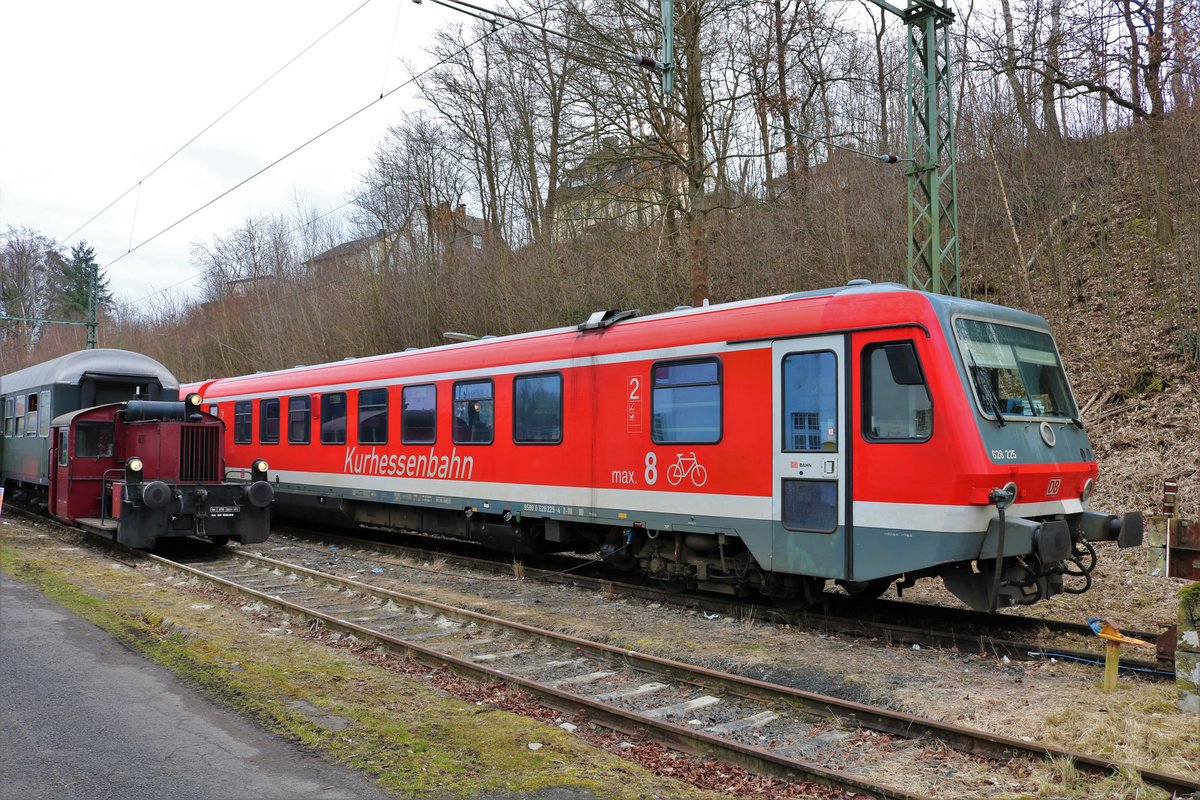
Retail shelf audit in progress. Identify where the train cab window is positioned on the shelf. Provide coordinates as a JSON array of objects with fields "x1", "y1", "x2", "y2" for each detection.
[
  {"x1": 3, "y1": 396, "x2": 13, "y2": 436},
  {"x1": 288, "y1": 396, "x2": 311, "y2": 444},
  {"x1": 75, "y1": 421, "x2": 115, "y2": 458},
  {"x1": 401, "y1": 384, "x2": 436, "y2": 444},
  {"x1": 358, "y1": 388, "x2": 388, "y2": 445},
  {"x1": 955, "y1": 317, "x2": 1079, "y2": 421},
  {"x1": 39, "y1": 390, "x2": 50, "y2": 437},
  {"x1": 651, "y1": 358, "x2": 721, "y2": 444},
  {"x1": 321, "y1": 392, "x2": 347, "y2": 444},
  {"x1": 513, "y1": 373, "x2": 562, "y2": 444},
  {"x1": 58, "y1": 429, "x2": 69, "y2": 466},
  {"x1": 233, "y1": 400, "x2": 252, "y2": 444},
  {"x1": 452, "y1": 380, "x2": 494, "y2": 444},
  {"x1": 260, "y1": 398, "x2": 280, "y2": 444},
  {"x1": 863, "y1": 343, "x2": 932, "y2": 441}
]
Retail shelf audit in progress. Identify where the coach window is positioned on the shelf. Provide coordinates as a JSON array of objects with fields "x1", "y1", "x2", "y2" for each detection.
[
  {"x1": 358, "y1": 388, "x2": 388, "y2": 445},
  {"x1": 259, "y1": 398, "x2": 280, "y2": 444},
  {"x1": 651, "y1": 357, "x2": 721, "y2": 444},
  {"x1": 25, "y1": 392, "x2": 39, "y2": 436},
  {"x1": 14, "y1": 395, "x2": 25, "y2": 436},
  {"x1": 514, "y1": 373, "x2": 562, "y2": 444},
  {"x1": 3, "y1": 396, "x2": 13, "y2": 436},
  {"x1": 401, "y1": 384, "x2": 436, "y2": 444},
  {"x1": 39, "y1": 390, "x2": 51, "y2": 437},
  {"x1": 233, "y1": 400, "x2": 252, "y2": 444},
  {"x1": 321, "y1": 392, "x2": 347, "y2": 444},
  {"x1": 288, "y1": 396, "x2": 311, "y2": 444},
  {"x1": 452, "y1": 379, "x2": 494, "y2": 444},
  {"x1": 863, "y1": 342, "x2": 932, "y2": 442}
]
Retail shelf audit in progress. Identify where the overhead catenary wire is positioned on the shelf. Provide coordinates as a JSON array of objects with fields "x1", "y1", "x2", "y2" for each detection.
[
  {"x1": 56, "y1": 0, "x2": 376, "y2": 246},
  {"x1": 109, "y1": 1, "x2": 565, "y2": 283}
]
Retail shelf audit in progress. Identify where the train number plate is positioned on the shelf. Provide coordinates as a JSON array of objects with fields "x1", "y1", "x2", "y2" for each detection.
[{"x1": 208, "y1": 506, "x2": 241, "y2": 517}]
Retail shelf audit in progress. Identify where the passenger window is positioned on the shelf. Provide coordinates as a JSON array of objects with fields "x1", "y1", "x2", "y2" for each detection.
[
  {"x1": 259, "y1": 398, "x2": 280, "y2": 444},
  {"x1": 234, "y1": 400, "x2": 252, "y2": 444},
  {"x1": 651, "y1": 358, "x2": 721, "y2": 444},
  {"x1": 288, "y1": 396, "x2": 311, "y2": 444},
  {"x1": 863, "y1": 342, "x2": 932, "y2": 441},
  {"x1": 75, "y1": 421, "x2": 115, "y2": 458},
  {"x1": 14, "y1": 395, "x2": 25, "y2": 436},
  {"x1": 321, "y1": 392, "x2": 347, "y2": 444},
  {"x1": 452, "y1": 380, "x2": 494, "y2": 444},
  {"x1": 25, "y1": 392, "x2": 38, "y2": 436},
  {"x1": 401, "y1": 385, "x2": 436, "y2": 444},
  {"x1": 3, "y1": 396, "x2": 13, "y2": 437},
  {"x1": 513, "y1": 373, "x2": 562, "y2": 444},
  {"x1": 358, "y1": 388, "x2": 388, "y2": 445},
  {"x1": 39, "y1": 390, "x2": 50, "y2": 437}
]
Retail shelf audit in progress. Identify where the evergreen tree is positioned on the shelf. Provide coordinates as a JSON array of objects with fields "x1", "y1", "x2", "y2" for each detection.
[{"x1": 50, "y1": 240, "x2": 113, "y2": 319}]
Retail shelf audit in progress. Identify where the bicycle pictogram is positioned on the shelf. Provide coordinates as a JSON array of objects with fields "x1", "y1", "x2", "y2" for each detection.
[{"x1": 666, "y1": 451, "x2": 708, "y2": 487}]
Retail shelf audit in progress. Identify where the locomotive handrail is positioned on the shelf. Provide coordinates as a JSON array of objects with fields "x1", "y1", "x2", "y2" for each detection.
[{"x1": 98, "y1": 468, "x2": 126, "y2": 523}]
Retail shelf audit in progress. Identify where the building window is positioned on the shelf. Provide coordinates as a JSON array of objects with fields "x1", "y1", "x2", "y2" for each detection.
[
  {"x1": 234, "y1": 400, "x2": 252, "y2": 444},
  {"x1": 288, "y1": 396, "x2": 311, "y2": 444},
  {"x1": 401, "y1": 384, "x2": 436, "y2": 444},
  {"x1": 321, "y1": 392, "x2": 347, "y2": 444},
  {"x1": 863, "y1": 342, "x2": 932, "y2": 441},
  {"x1": 259, "y1": 398, "x2": 280, "y2": 444},
  {"x1": 651, "y1": 358, "x2": 721, "y2": 444},
  {"x1": 452, "y1": 380, "x2": 494, "y2": 444},
  {"x1": 358, "y1": 388, "x2": 388, "y2": 445},
  {"x1": 513, "y1": 373, "x2": 562, "y2": 444},
  {"x1": 471, "y1": 233, "x2": 482, "y2": 248}
]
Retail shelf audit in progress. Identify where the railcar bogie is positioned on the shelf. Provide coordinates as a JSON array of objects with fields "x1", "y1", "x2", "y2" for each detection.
[{"x1": 196, "y1": 282, "x2": 1141, "y2": 611}]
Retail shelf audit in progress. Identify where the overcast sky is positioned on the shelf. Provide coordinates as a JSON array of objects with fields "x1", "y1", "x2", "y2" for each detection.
[{"x1": 1, "y1": 0, "x2": 459, "y2": 306}]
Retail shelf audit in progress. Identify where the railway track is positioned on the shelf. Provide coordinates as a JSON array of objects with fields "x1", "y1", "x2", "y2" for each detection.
[
  {"x1": 149, "y1": 546, "x2": 1198, "y2": 800},
  {"x1": 274, "y1": 526, "x2": 1176, "y2": 680}
]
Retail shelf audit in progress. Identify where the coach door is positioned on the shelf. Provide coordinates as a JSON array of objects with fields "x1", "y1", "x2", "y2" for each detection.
[{"x1": 771, "y1": 336, "x2": 848, "y2": 580}]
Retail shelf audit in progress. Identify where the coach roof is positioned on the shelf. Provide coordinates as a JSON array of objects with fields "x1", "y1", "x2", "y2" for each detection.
[{"x1": 0, "y1": 349, "x2": 179, "y2": 395}]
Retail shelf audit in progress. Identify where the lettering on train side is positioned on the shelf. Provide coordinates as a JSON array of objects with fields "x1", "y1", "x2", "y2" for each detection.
[
  {"x1": 343, "y1": 446, "x2": 474, "y2": 480},
  {"x1": 611, "y1": 469, "x2": 638, "y2": 485}
]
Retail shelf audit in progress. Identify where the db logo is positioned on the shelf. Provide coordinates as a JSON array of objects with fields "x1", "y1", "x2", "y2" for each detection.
[{"x1": 1046, "y1": 478, "x2": 1062, "y2": 496}]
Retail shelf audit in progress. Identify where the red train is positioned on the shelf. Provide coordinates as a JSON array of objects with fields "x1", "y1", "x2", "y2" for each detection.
[{"x1": 189, "y1": 282, "x2": 1141, "y2": 610}]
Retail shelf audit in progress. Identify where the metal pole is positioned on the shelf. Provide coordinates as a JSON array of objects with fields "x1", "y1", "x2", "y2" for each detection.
[
  {"x1": 86, "y1": 258, "x2": 98, "y2": 349},
  {"x1": 661, "y1": 0, "x2": 674, "y2": 95}
]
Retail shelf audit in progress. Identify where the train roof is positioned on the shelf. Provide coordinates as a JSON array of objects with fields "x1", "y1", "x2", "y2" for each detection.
[
  {"x1": 0, "y1": 349, "x2": 180, "y2": 396},
  {"x1": 197, "y1": 282, "x2": 1054, "y2": 397}
]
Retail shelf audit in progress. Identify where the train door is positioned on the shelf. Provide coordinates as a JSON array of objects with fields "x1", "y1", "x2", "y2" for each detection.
[
  {"x1": 51, "y1": 426, "x2": 69, "y2": 519},
  {"x1": 770, "y1": 336, "x2": 848, "y2": 581}
]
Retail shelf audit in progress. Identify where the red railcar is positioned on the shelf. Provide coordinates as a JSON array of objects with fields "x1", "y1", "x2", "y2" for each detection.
[{"x1": 193, "y1": 283, "x2": 1141, "y2": 609}]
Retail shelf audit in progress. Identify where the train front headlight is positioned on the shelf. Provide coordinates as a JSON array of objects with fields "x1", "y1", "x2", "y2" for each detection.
[
  {"x1": 125, "y1": 457, "x2": 144, "y2": 484},
  {"x1": 251, "y1": 458, "x2": 269, "y2": 479}
]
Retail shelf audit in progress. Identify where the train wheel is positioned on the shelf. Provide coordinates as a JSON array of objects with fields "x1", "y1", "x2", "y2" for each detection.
[
  {"x1": 208, "y1": 536, "x2": 231, "y2": 548},
  {"x1": 837, "y1": 578, "x2": 892, "y2": 600}
]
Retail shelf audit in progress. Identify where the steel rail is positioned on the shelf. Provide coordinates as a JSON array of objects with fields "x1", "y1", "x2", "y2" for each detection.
[
  {"x1": 275, "y1": 527, "x2": 1174, "y2": 679},
  {"x1": 148, "y1": 551, "x2": 923, "y2": 800},
  {"x1": 156, "y1": 548, "x2": 1199, "y2": 799}
]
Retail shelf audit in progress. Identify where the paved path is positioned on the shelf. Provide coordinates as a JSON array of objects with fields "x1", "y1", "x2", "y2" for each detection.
[{"x1": 0, "y1": 574, "x2": 398, "y2": 800}]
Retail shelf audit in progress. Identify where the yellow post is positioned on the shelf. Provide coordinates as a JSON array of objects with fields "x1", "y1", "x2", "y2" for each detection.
[{"x1": 1103, "y1": 641, "x2": 1121, "y2": 692}]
